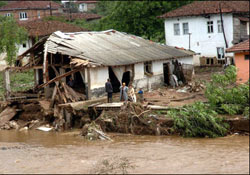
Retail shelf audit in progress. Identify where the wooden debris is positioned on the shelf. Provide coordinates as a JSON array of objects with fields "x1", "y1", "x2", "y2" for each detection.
[{"x1": 0, "y1": 107, "x2": 17, "y2": 127}]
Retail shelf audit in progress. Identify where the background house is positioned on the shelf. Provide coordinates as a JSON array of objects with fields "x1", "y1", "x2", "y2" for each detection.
[
  {"x1": 0, "y1": 1, "x2": 62, "y2": 21},
  {"x1": 226, "y1": 39, "x2": 249, "y2": 83},
  {"x1": 17, "y1": 30, "x2": 194, "y2": 99},
  {"x1": 61, "y1": 0, "x2": 97, "y2": 13},
  {"x1": 159, "y1": 1, "x2": 249, "y2": 67}
]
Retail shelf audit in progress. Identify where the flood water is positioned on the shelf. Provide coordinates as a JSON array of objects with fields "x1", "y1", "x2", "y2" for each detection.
[{"x1": 0, "y1": 130, "x2": 249, "y2": 174}]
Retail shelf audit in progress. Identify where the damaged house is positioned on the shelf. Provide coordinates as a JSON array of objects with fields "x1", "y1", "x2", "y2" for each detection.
[{"x1": 15, "y1": 29, "x2": 194, "y2": 101}]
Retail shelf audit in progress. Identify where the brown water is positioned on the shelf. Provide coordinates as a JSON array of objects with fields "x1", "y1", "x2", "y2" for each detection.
[{"x1": 0, "y1": 130, "x2": 249, "y2": 174}]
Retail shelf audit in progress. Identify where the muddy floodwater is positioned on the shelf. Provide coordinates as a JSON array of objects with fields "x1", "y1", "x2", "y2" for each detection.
[{"x1": 0, "y1": 130, "x2": 249, "y2": 174}]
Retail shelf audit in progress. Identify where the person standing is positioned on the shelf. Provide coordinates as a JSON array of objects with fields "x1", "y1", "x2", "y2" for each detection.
[
  {"x1": 138, "y1": 88, "x2": 144, "y2": 103},
  {"x1": 105, "y1": 79, "x2": 113, "y2": 103},
  {"x1": 128, "y1": 84, "x2": 136, "y2": 102},
  {"x1": 120, "y1": 82, "x2": 128, "y2": 102}
]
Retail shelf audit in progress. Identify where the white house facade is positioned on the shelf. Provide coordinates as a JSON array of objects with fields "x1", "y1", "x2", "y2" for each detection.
[
  {"x1": 164, "y1": 14, "x2": 234, "y2": 59},
  {"x1": 159, "y1": 1, "x2": 249, "y2": 66}
]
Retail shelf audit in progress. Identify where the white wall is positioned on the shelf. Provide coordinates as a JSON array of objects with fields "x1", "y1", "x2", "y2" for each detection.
[
  {"x1": 79, "y1": 3, "x2": 87, "y2": 12},
  {"x1": 177, "y1": 56, "x2": 193, "y2": 65},
  {"x1": 17, "y1": 39, "x2": 32, "y2": 56},
  {"x1": 134, "y1": 63, "x2": 144, "y2": 80},
  {"x1": 89, "y1": 67, "x2": 109, "y2": 90},
  {"x1": 164, "y1": 14, "x2": 234, "y2": 58}
]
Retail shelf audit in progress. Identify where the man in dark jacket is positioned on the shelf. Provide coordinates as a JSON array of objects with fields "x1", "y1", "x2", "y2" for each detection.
[{"x1": 105, "y1": 78, "x2": 113, "y2": 103}]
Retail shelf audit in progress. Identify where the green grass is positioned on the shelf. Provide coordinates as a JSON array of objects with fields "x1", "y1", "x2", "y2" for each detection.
[{"x1": 0, "y1": 70, "x2": 34, "y2": 96}]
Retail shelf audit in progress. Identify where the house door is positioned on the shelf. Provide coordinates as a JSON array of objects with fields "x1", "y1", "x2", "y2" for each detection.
[
  {"x1": 163, "y1": 63, "x2": 170, "y2": 85},
  {"x1": 108, "y1": 67, "x2": 121, "y2": 93},
  {"x1": 122, "y1": 71, "x2": 130, "y2": 86}
]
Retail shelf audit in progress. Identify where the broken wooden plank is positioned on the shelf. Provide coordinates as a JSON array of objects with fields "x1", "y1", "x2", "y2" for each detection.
[
  {"x1": 50, "y1": 86, "x2": 57, "y2": 108},
  {"x1": 0, "y1": 107, "x2": 17, "y2": 127},
  {"x1": 37, "y1": 68, "x2": 82, "y2": 89}
]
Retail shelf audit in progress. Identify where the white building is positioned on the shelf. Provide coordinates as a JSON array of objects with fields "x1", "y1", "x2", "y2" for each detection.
[
  {"x1": 159, "y1": 1, "x2": 249, "y2": 66},
  {"x1": 18, "y1": 30, "x2": 194, "y2": 99}
]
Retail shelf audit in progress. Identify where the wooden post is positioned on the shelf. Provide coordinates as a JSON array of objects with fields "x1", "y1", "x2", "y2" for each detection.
[
  {"x1": 34, "y1": 69, "x2": 39, "y2": 86},
  {"x1": 59, "y1": 68, "x2": 66, "y2": 82},
  {"x1": 3, "y1": 69, "x2": 11, "y2": 99},
  {"x1": 85, "y1": 67, "x2": 92, "y2": 100}
]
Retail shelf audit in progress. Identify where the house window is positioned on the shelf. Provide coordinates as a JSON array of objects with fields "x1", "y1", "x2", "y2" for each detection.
[
  {"x1": 173, "y1": 23, "x2": 180, "y2": 35},
  {"x1": 5, "y1": 13, "x2": 11, "y2": 17},
  {"x1": 37, "y1": 11, "x2": 40, "y2": 19},
  {"x1": 19, "y1": 12, "x2": 28, "y2": 20},
  {"x1": 207, "y1": 21, "x2": 213, "y2": 33},
  {"x1": 206, "y1": 58, "x2": 210, "y2": 65},
  {"x1": 22, "y1": 43, "x2": 27, "y2": 48},
  {"x1": 144, "y1": 61, "x2": 152, "y2": 74},
  {"x1": 217, "y1": 20, "x2": 222, "y2": 33},
  {"x1": 217, "y1": 47, "x2": 225, "y2": 59},
  {"x1": 245, "y1": 55, "x2": 250, "y2": 60},
  {"x1": 182, "y1": 23, "x2": 189, "y2": 35}
]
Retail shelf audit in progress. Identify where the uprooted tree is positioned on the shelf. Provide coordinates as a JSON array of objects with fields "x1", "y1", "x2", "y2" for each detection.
[{"x1": 0, "y1": 16, "x2": 28, "y2": 66}]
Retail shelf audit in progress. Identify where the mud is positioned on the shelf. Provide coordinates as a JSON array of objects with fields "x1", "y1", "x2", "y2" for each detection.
[{"x1": 0, "y1": 130, "x2": 249, "y2": 174}]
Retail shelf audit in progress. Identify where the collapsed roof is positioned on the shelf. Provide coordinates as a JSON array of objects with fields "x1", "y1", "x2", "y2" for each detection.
[{"x1": 18, "y1": 29, "x2": 195, "y2": 67}]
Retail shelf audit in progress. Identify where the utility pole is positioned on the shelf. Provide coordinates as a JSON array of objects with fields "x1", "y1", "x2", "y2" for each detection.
[
  {"x1": 49, "y1": 1, "x2": 52, "y2": 16},
  {"x1": 219, "y1": 2, "x2": 228, "y2": 48}
]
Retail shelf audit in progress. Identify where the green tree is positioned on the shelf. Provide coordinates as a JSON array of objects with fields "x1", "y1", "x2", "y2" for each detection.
[
  {"x1": 0, "y1": 16, "x2": 28, "y2": 66},
  {"x1": 92, "y1": 1, "x2": 193, "y2": 43},
  {"x1": 0, "y1": 1, "x2": 7, "y2": 8}
]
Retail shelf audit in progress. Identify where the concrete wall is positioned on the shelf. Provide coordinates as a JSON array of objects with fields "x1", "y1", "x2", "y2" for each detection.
[
  {"x1": 90, "y1": 58, "x2": 192, "y2": 98},
  {"x1": 164, "y1": 14, "x2": 234, "y2": 58},
  {"x1": 234, "y1": 52, "x2": 249, "y2": 83}
]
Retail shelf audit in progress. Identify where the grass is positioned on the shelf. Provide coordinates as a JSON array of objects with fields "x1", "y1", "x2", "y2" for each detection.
[{"x1": 0, "y1": 70, "x2": 34, "y2": 96}]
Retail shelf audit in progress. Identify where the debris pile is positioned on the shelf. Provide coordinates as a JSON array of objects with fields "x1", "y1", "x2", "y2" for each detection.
[{"x1": 81, "y1": 102, "x2": 173, "y2": 139}]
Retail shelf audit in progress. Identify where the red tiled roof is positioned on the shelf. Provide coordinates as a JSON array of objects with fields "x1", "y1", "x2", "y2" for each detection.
[
  {"x1": 159, "y1": 1, "x2": 250, "y2": 18},
  {"x1": 0, "y1": 1, "x2": 62, "y2": 11},
  {"x1": 226, "y1": 39, "x2": 250, "y2": 53},
  {"x1": 54, "y1": 12, "x2": 101, "y2": 21},
  {"x1": 18, "y1": 19, "x2": 88, "y2": 37},
  {"x1": 75, "y1": 1, "x2": 98, "y2": 4}
]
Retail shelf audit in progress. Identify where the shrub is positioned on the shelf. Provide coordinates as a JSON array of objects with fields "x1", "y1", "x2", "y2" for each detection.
[{"x1": 168, "y1": 102, "x2": 229, "y2": 138}]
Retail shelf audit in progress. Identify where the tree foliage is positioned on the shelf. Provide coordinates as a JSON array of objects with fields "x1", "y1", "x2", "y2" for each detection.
[
  {"x1": 205, "y1": 66, "x2": 249, "y2": 116},
  {"x1": 168, "y1": 102, "x2": 229, "y2": 138},
  {"x1": 0, "y1": 16, "x2": 28, "y2": 66},
  {"x1": 78, "y1": 1, "x2": 193, "y2": 43},
  {"x1": 0, "y1": 1, "x2": 7, "y2": 8}
]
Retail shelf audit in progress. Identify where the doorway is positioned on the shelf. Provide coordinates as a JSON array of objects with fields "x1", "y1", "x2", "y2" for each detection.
[
  {"x1": 163, "y1": 63, "x2": 170, "y2": 85},
  {"x1": 108, "y1": 67, "x2": 121, "y2": 93},
  {"x1": 122, "y1": 71, "x2": 130, "y2": 86}
]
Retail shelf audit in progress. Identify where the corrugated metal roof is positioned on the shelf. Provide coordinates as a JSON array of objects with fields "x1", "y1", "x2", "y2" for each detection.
[
  {"x1": 18, "y1": 29, "x2": 194, "y2": 66},
  {"x1": 44, "y1": 30, "x2": 194, "y2": 66}
]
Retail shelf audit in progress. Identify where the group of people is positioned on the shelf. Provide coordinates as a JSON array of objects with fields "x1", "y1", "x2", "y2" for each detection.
[{"x1": 105, "y1": 79, "x2": 143, "y2": 103}]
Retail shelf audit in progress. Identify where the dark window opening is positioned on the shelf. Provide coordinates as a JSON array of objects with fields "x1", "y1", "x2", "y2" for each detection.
[
  {"x1": 108, "y1": 67, "x2": 120, "y2": 93},
  {"x1": 211, "y1": 58, "x2": 214, "y2": 65},
  {"x1": 144, "y1": 61, "x2": 152, "y2": 74},
  {"x1": 22, "y1": 43, "x2": 26, "y2": 48},
  {"x1": 71, "y1": 71, "x2": 86, "y2": 94},
  {"x1": 245, "y1": 55, "x2": 250, "y2": 60},
  {"x1": 217, "y1": 47, "x2": 225, "y2": 59},
  {"x1": 163, "y1": 63, "x2": 170, "y2": 85},
  {"x1": 206, "y1": 58, "x2": 210, "y2": 65},
  {"x1": 122, "y1": 71, "x2": 130, "y2": 87}
]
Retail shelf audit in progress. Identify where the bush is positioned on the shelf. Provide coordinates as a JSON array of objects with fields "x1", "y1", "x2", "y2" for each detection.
[
  {"x1": 205, "y1": 65, "x2": 249, "y2": 115},
  {"x1": 168, "y1": 102, "x2": 229, "y2": 138}
]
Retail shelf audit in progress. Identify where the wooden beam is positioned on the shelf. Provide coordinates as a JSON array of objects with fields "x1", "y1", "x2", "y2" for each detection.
[
  {"x1": 37, "y1": 68, "x2": 82, "y2": 89},
  {"x1": 3, "y1": 69, "x2": 11, "y2": 99}
]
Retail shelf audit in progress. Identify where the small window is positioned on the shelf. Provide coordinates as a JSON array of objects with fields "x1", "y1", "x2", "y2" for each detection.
[
  {"x1": 217, "y1": 47, "x2": 225, "y2": 59},
  {"x1": 245, "y1": 55, "x2": 250, "y2": 60},
  {"x1": 217, "y1": 20, "x2": 222, "y2": 33},
  {"x1": 206, "y1": 58, "x2": 210, "y2": 65},
  {"x1": 144, "y1": 61, "x2": 152, "y2": 74},
  {"x1": 182, "y1": 23, "x2": 189, "y2": 35},
  {"x1": 211, "y1": 58, "x2": 214, "y2": 65},
  {"x1": 37, "y1": 11, "x2": 40, "y2": 19},
  {"x1": 173, "y1": 23, "x2": 180, "y2": 35},
  {"x1": 207, "y1": 21, "x2": 213, "y2": 33},
  {"x1": 22, "y1": 43, "x2": 26, "y2": 48},
  {"x1": 19, "y1": 12, "x2": 28, "y2": 20},
  {"x1": 5, "y1": 13, "x2": 11, "y2": 17}
]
